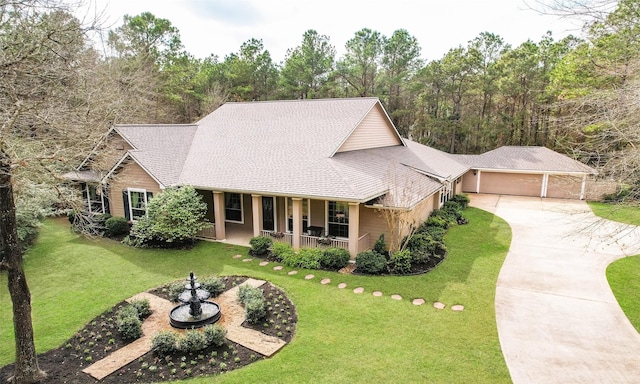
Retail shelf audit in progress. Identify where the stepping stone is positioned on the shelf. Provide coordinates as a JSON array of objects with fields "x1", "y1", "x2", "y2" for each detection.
[
  {"x1": 304, "y1": 274, "x2": 315, "y2": 280},
  {"x1": 452, "y1": 305, "x2": 465, "y2": 312},
  {"x1": 412, "y1": 298, "x2": 425, "y2": 306},
  {"x1": 273, "y1": 266, "x2": 283, "y2": 271},
  {"x1": 232, "y1": 254, "x2": 242, "y2": 259},
  {"x1": 242, "y1": 258, "x2": 252, "y2": 262},
  {"x1": 320, "y1": 278, "x2": 331, "y2": 285},
  {"x1": 433, "y1": 302, "x2": 446, "y2": 310},
  {"x1": 353, "y1": 287, "x2": 364, "y2": 294},
  {"x1": 337, "y1": 283, "x2": 347, "y2": 289},
  {"x1": 258, "y1": 261, "x2": 269, "y2": 266},
  {"x1": 372, "y1": 291, "x2": 383, "y2": 297},
  {"x1": 287, "y1": 270, "x2": 298, "y2": 275},
  {"x1": 391, "y1": 294, "x2": 402, "y2": 301}
]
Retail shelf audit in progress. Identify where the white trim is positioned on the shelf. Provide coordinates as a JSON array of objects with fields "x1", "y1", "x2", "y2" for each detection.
[
  {"x1": 580, "y1": 174, "x2": 587, "y2": 200},
  {"x1": 476, "y1": 170, "x2": 481, "y2": 193},
  {"x1": 126, "y1": 187, "x2": 150, "y2": 221},
  {"x1": 285, "y1": 197, "x2": 310, "y2": 233},
  {"x1": 541, "y1": 174, "x2": 549, "y2": 198},
  {"x1": 472, "y1": 167, "x2": 591, "y2": 176},
  {"x1": 101, "y1": 153, "x2": 165, "y2": 189},
  {"x1": 326, "y1": 200, "x2": 350, "y2": 239},
  {"x1": 224, "y1": 192, "x2": 244, "y2": 224},
  {"x1": 262, "y1": 196, "x2": 277, "y2": 232}
]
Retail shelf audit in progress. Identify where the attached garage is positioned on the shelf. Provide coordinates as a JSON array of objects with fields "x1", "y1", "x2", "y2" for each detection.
[{"x1": 457, "y1": 146, "x2": 595, "y2": 200}]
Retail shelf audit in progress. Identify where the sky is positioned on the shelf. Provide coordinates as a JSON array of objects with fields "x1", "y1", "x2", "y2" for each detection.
[{"x1": 81, "y1": 0, "x2": 585, "y2": 63}]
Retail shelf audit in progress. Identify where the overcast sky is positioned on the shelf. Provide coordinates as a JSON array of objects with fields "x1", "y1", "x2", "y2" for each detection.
[{"x1": 83, "y1": 0, "x2": 584, "y2": 63}]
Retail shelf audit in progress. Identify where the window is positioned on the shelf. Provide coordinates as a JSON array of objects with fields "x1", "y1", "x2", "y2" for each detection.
[
  {"x1": 225, "y1": 193, "x2": 243, "y2": 223},
  {"x1": 328, "y1": 201, "x2": 349, "y2": 238},
  {"x1": 81, "y1": 183, "x2": 106, "y2": 214},
  {"x1": 123, "y1": 188, "x2": 152, "y2": 221},
  {"x1": 286, "y1": 198, "x2": 309, "y2": 233}
]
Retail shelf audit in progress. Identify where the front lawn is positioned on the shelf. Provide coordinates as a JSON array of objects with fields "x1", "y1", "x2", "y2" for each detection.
[
  {"x1": 588, "y1": 201, "x2": 640, "y2": 226},
  {"x1": 607, "y1": 256, "x2": 640, "y2": 333},
  {"x1": 0, "y1": 207, "x2": 512, "y2": 383}
]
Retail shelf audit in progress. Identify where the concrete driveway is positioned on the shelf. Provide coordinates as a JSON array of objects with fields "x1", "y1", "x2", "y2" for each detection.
[{"x1": 470, "y1": 194, "x2": 640, "y2": 384}]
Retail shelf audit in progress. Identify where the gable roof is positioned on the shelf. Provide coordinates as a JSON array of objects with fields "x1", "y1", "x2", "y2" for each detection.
[
  {"x1": 110, "y1": 124, "x2": 198, "y2": 187},
  {"x1": 457, "y1": 146, "x2": 595, "y2": 174}
]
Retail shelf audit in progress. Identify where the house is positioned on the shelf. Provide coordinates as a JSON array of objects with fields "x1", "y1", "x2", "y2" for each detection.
[{"x1": 65, "y1": 97, "x2": 598, "y2": 256}]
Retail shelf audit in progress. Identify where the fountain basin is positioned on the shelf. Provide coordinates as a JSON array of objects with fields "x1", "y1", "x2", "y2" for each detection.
[{"x1": 169, "y1": 301, "x2": 221, "y2": 329}]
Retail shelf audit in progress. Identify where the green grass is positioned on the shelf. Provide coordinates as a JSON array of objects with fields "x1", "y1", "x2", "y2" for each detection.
[
  {"x1": 607, "y1": 256, "x2": 640, "y2": 333},
  {"x1": 1, "y1": 208, "x2": 512, "y2": 383},
  {"x1": 588, "y1": 201, "x2": 640, "y2": 226}
]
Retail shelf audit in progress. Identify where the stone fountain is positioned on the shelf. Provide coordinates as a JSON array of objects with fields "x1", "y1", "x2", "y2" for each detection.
[{"x1": 169, "y1": 272, "x2": 221, "y2": 329}]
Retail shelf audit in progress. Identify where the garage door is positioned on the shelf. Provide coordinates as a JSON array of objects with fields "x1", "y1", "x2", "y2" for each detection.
[
  {"x1": 547, "y1": 175, "x2": 583, "y2": 199},
  {"x1": 479, "y1": 172, "x2": 543, "y2": 197}
]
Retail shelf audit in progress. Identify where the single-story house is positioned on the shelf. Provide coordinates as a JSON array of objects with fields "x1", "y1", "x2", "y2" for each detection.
[{"x1": 65, "y1": 97, "x2": 598, "y2": 256}]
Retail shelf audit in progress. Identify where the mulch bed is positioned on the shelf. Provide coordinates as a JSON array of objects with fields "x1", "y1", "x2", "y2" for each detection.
[{"x1": 0, "y1": 276, "x2": 297, "y2": 384}]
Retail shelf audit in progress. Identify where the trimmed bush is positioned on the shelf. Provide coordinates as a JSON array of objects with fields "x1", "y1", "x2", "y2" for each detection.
[
  {"x1": 270, "y1": 242, "x2": 294, "y2": 262},
  {"x1": 105, "y1": 216, "x2": 129, "y2": 237},
  {"x1": 281, "y1": 247, "x2": 322, "y2": 269},
  {"x1": 168, "y1": 281, "x2": 186, "y2": 302},
  {"x1": 237, "y1": 285, "x2": 263, "y2": 304},
  {"x1": 421, "y1": 226, "x2": 447, "y2": 241},
  {"x1": 151, "y1": 331, "x2": 178, "y2": 356},
  {"x1": 200, "y1": 276, "x2": 225, "y2": 297},
  {"x1": 202, "y1": 324, "x2": 226, "y2": 347},
  {"x1": 116, "y1": 305, "x2": 142, "y2": 340},
  {"x1": 177, "y1": 330, "x2": 208, "y2": 353},
  {"x1": 130, "y1": 298, "x2": 151, "y2": 319},
  {"x1": 426, "y1": 215, "x2": 450, "y2": 229},
  {"x1": 451, "y1": 193, "x2": 470, "y2": 209},
  {"x1": 373, "y1": 234, "x2": 387, "y2": 256},
  {"x1": 405, "y1": 233, "x2": 447, "y2": 264},
  {"x1": 355, "y1": 250, "x2": 387, "y2": 274},
  {"x1": 249, "y1": 236, "x2": 272, "y2": 256},
  {"x1": 244, "y1": 297, "x2": 266, "y2": 324},
  {"x1": 388, "y1": 249, "x2": 412, "y2": 274},
  {"x1": 319, "y1": 248, "x2": 350, "y2": 270}
]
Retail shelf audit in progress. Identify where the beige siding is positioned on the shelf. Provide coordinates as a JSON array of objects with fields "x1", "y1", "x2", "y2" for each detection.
[
  {"x1": 89, "y1": 132, "x2": 133, "y2": 171},
  {"x1": 585, "y1": 179, "x2": 617, "y2": 201},
  {"x1": 461, "y1": 170, "x2": 478, "y2": 193},
  {"x1": 196, "y1": 189, "x2": 215, "y2": 222},
  {"x1": 336, "y1": 104, "x2": 402, "y2": 153},
  {"x1": 547, "y1": 175, "x2": 584, "y2": 199},
  {"x1": 226, "y1": 194, "x2": 253, "y2": 232},
  {"x1": 480, "y1": 172, "x2": 543, "y2": 197},
  {"x1": 454, "y1": 176, "x2": 464, "y2": 194},
  {"x1": 108, "y1": 161, "x2": 162, "y2": 218}
]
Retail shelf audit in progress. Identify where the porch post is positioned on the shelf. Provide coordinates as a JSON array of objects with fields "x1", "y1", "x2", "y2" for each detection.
[
  {"x1": 252, "y1": 194, "x2": 262, "y2": 237},
  {"x1": 475, "y1": 170, "x2": 481, "y2": 193},
  {"x1": 213, "y1": 191, "x2": 226, "y2": 240},
  {"x1": 348, "y1": 202, "x2": 360, "y2": 258},
  {"x1": 292, "y1": 197, "x2": 302, "y2": 250}
]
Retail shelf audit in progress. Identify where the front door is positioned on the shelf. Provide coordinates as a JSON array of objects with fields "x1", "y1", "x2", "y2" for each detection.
[{"x1": 262, "y1": 196, "x2": 275, "y2": 231}]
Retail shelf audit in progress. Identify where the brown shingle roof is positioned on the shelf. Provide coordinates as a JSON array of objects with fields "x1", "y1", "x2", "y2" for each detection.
[{"x1": 458, "y1": 146, "x2": 595, "y2": 174}]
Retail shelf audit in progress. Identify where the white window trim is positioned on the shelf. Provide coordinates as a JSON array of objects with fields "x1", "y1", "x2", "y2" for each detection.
[
  {"x1": 84, "y1": 184, "x2": 106, "y2": 214},
  {"x1": 285, "y1": 198, "x2": 310, "y2": 233},
  {"x1": 325, "y1": 201, "x2": 349, "y2": 239},
  {"x1": 224, "y1": 192, "x2": 244, "y2": 224},
  {"x1": 263, "y1": 196, "x2": 278, "y2": 232},
  {"x1": 127, "y1": 188, "x2": 149, "y2": 221}
]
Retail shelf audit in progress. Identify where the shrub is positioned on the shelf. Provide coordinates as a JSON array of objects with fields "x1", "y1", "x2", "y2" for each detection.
[
  {"x1": 127, "y1": 186, "x2": 209, "y2": 248},
  {"x1": 244, "y1": 297, "x2": 266, "y2": 324},
  {"x1": 281, "y1": 247, "x2": 322, "y2": 269},
  {"x1": 405, "y1": 233, "x2": 448, "y2": 264},
  {"x1": 105, "y1": 216, "x2": 129, "y2": 237},
  {"x1": 177, "y1": 330, "x2": 208, "y2": 353},
  {"x1": 199, "y1": 276, "x2": 225, "y2": 297},
  {"x1": 355, "y1": 250, "x2": 387, "y2": 274},
  {"x1": 168, "y1": 281, "x2": 186, "y2": 302},
  {"x1": 237, "y1": 285, "x2": 263, "y2": 304},
  {"x1": 249, "y1": 236, "x2": 272, "y2": 256},
  {"x1": 151, "y1": 331, "x2": 178, "y2": 356},
  {"x1": 426, "y1": 214, "x2": 450, "y2": 229},
  {"x1": 129, "y1": 298, "x2": 151, "y2": 319},
  {"x1": 373, "y1": 234, "x2": 387, "y2": 256},
  {"x1": 430, "y1": 208, "x2": 457, "y2": 226},
  {"x1": 388, "y1": 249, "x2": 412, "y2": 274},
  {"x1": 202, "y1": 324, "x2": 226, "y2": 347},
  {"x1": 451, "y1": 194, "x2": 470, "y2": 209},
  {"x1": 116, "y1": 305, "x2": 142, "y2": 340},
  {"x1": 270, "y1": 242, "x2": 294, "y2": 262},
  {"x1": 319, "y1": 248, "x2": 350, "y2": 270}
]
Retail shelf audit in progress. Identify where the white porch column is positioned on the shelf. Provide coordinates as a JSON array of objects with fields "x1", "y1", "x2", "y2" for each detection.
[
  {"x1": 475, "y1": 170, "x2": 481, "y2": 193},
  {"x1": 580, "y1": 174, "x2": 587, "y2": 200},
  {"x1": 541, "y1": 174, "x2": 549, "y2": 198},
  {"x1": 251, "y1": 194, "x2": 263, "y2": 237},
  {"x1": 348, "y1": 202, "x2": 360, "y2": 258},
  {"x1": 213, "y1": 191, "x2": 226, "y2": 240},
  {"x1": 292, "y1": 198, "x2": 302, "y2": 250}
]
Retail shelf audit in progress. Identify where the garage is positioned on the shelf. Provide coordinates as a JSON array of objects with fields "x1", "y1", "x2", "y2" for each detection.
[{"x1": 457, "y1": 146, "x2": 595, "y2": 200}]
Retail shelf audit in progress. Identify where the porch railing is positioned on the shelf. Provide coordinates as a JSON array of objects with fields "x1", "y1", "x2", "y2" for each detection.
[
  {"x1": 258, "y1": 230, "x2": 369, "y2": 254},
  {"x1": 358, "y1": 232, "x2": 370, "y2": 253},
  {"x1": 300, "y1": 234, "x2": 349, "y2": 250},
  {"x1": 197, "y1": 224, "x2": 216, "y2": 239},
  {"x1": 261, "y1": 230, "x2": 293, "y2": 245}
]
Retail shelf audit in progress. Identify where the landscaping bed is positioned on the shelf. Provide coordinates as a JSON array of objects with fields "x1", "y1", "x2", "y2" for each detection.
[{"x1": 0, "y1": 275, "x2": 297, "y2": 383}]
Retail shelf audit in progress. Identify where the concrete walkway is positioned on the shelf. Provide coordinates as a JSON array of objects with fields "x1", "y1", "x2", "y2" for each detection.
[{"x1": 471, "y1": 194, "x2": 640, "y2": 383}]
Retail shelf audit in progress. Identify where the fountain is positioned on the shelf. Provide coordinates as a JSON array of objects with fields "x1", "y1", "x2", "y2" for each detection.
[{"x1": 169, "y1": 272, "x2": 222, "y2": 329}]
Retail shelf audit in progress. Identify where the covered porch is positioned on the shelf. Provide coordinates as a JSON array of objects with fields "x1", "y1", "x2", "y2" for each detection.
[{"x1": 195, "y1": 190, "x2": 373, "y2": 257}]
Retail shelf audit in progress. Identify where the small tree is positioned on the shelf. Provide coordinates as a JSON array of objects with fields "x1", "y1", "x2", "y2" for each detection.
[{"x1": 127, "y1": 186, "x2": 209, "y2": 247}]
